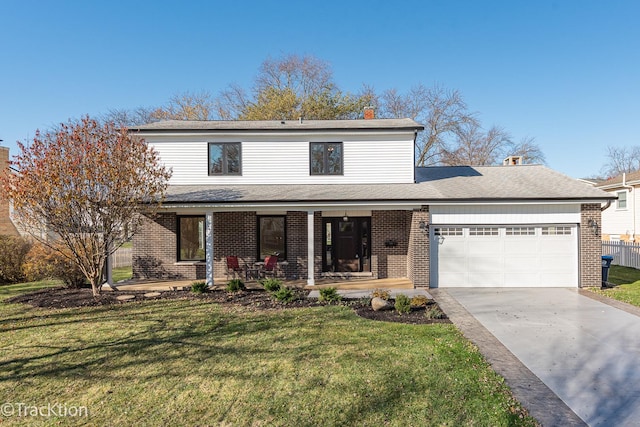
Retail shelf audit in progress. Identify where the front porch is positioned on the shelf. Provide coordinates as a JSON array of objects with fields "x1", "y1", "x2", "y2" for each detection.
[{"x1": 132, "y1": 208, "x2": 430, "y2": 288}]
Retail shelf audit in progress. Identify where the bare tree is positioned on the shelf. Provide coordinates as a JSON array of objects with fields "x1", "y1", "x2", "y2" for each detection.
[
  {"x1": 150, "y1": 90, "x2": 216, "y2": 121},
  {"x1": 102, "y1": 106, "x2": 157, "y2": 127},
  {"x1": 512, "y1": 136, "x2": 546, "y2": 164},
  {"x1": 377, "y1": 84, "x2": 478, "y2": 166},
  {"x1": 215, "y1": 84, "x2": 250, "y2": 120},
  {"x1": 103, "y1": 91, "x2": 216, "y2": 126},
  {"x1": 256, "y1": 54, "x2": 334, "y2": 98},
  {"x1": 440, "y1": 124, "x2": 509, "y2": 166},
  {"x1": 601, "y1": 145, "x2": 640, "y2": 178}
]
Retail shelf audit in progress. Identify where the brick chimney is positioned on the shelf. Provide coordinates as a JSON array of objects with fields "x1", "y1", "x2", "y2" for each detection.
[
  {"x1": 364, "y1": 106, "x2": 375, "y2": 120},
  {"x1": 0, "y1": 146, "x2": 19, "y2": 236}
]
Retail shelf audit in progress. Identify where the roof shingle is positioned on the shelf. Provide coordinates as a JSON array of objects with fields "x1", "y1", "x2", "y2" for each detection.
[
  {"x1": 131, "y1": 118, "x2": 424, "y2": 132},
  {"x1": 161, "y1": 165, "x2": 613, "y2": 205}
]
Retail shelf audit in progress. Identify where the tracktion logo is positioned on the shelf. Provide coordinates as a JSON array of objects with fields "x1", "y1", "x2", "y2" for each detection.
[{"x1": 1, "y1": 402, "x2": 89, "y2": 418}]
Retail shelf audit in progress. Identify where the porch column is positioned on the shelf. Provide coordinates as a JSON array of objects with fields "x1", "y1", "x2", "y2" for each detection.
[
  {"x1": 106, "y1": 253, "x2": 113, "y2": 286},
  {"x1": 205, "y1": 211, "x2": 214, "y2": 287},
  {"x1": 307, "y1": 210, "x2": 315, "y2": 286}
]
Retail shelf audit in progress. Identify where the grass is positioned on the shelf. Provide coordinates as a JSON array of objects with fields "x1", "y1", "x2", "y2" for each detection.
[
  {"x1": 0, "y1": 281, "x2": 537, "y2": 426},
  {"x1": 589, "y1": 265, "x2": 640, "y2": 307},
  {"x1": 112, "y1": 266, "x2": 132, "y2": 283}
]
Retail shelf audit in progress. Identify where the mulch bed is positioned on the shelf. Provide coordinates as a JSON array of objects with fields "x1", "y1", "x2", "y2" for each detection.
[{"x1": 5, "y1": 286, "x2": 450, "y2": 325}]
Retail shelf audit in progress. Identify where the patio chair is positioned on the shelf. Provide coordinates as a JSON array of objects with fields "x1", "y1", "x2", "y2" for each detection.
[
  {"x1": 226, "y1": 256, "x2": 244, "y2": 280},
  {"x1": 259, "y1": 255, "x2": 278, "y2": 278}
]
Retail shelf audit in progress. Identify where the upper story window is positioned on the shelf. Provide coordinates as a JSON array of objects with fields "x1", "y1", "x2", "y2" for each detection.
[
  {"x1": 209, "y1": 142, "x2": 241, "y2": 175},
  {"x1": 617, "y1": 191, "x2": 628, "y2": 209},
  {"x1": 310, "y1": 142, "x2": 343, "y2": 175}
]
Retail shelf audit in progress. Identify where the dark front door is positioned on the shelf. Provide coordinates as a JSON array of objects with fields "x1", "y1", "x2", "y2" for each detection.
[{"x1": 323, "y1": 217, "x2": 370, "y2": 273}]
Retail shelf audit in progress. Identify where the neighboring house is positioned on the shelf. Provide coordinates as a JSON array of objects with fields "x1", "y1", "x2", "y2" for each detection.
[
  {"x1": 595, "y1": 171, "x2": 640, "y2": 242},
  {"x1": 130, "y1": 118, "x2": 613, "y2": 288},
  {"x1": 0, "y1": 146, "x2": 20, "y2": 237}
]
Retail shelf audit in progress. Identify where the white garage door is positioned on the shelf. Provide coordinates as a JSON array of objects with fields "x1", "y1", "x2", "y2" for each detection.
[{"x1": 430, "y1": 225, "x2": 578, "y2": 287}]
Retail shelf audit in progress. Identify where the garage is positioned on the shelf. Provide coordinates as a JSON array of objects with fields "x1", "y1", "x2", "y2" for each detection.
[{"x1": 429, "y1": 206, "x2": 580, "y2": 288}]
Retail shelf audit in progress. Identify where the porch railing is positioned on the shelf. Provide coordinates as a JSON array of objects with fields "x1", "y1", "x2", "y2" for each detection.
[{"x1": 602, "y1": 240, "x2": 640, "y2": 269}]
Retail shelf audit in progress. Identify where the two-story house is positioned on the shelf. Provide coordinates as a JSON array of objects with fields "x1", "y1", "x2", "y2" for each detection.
[
  {"x1": 130, "y1": 118, "x2": 613, "y2": 288},
  {"x1": 596, "y1": 171, "x2": 640, "y2": 242}
]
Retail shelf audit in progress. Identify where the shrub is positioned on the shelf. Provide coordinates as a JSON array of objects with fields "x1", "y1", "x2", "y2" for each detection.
[
  {"x1": 226, "y1": 278, "x2": 246, "y2": 292},
  {"x1": 394, "y1": 294, "x2": 411, "y2": 315},
  {"x1": 0, "y1": 235, "x2": 31, "y2": 284},
  {"x1": 318, "y1": 287, "x2": 342, "y2": 303},
  {"x1": 271, "y1": 286, "x2": 295, "y2": 303},
  {"x1": 22, "y1": 243, "x2": 86, "y2": 287},
  {"x1": 410, "y1": 295, "x2": 429, "y2": 307},
  {"x1": 425, "y1": 304, "x2": 446, "y2": 320},
  {"x1": 260, "y1": 277, "x2": 282, "y2": 293},
  {"x1": 191, "y1": 280, "x2": 208, "y2": 293},
  {"x1": 371, "y1": 288, "x2": 391, "y2": 300}
]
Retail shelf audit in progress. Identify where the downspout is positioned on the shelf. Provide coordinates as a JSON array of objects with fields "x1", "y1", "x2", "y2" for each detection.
[
  {"x1": 413, "y1": 129, "x2": 418, "y2": 183},
  {"x1": 623, "y1": 173, "x2": 636, "y2": 242}
]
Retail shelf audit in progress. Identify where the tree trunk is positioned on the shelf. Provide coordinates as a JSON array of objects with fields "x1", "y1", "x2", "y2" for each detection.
[{"x1": 90, "y1": 277, "x2": 102, "y2": 297}]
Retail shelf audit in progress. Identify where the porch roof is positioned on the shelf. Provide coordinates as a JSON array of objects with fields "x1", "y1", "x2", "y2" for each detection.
[{"x1": 161, "y1": 165, "x2": 613, "y2": 206}]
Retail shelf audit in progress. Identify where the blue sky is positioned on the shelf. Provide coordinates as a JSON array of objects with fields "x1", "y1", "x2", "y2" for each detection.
[{"x1": 0, "y1": 0, "x2": 638, "y2": 178}]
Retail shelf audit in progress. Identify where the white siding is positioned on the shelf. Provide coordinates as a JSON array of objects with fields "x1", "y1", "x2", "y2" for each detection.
[
  {"x1": 601, "y1": 188, "x2": 638, "y2": 237},
  {"x1": 147, "y1": 131, "x2": 416, "y2": 185},
  {"x1": 430, "y1": 204, "x2": 581, "y2": 225}
]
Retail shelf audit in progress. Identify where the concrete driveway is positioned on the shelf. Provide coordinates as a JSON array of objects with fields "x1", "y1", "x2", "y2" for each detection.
[{"x1": 435, "y1": 288, "x2": 640, "y2": 427}]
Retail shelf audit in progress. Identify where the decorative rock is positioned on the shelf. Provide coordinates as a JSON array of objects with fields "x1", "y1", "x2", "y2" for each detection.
[
  {"x1": 116, "y1": 295, "x2": 136, "y2": 301},
  {"x1": 144, "y1": 292, "x2": 161, "y2": 298},
  {"x1": 371, "y1": 297, "x2": 392, "y2": 311}
]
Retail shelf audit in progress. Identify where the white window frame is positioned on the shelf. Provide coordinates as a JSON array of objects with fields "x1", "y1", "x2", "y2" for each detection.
[{"x1": 617, "y1": 190, "x2": 628, "y2": 210}]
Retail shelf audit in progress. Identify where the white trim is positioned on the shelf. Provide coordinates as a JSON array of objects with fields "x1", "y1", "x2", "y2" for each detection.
[
  {"x1": 307, "y1": 211, "x2": 315, "y2": 286},
  {"x1": 158, "y1": 199, "x2": 607, "y2": 214},
  {"x1": 205, "y1": 211, "x2": 214, "y2": 287},
  {"x1": 616, "y1": 190, "x2": 628, "y2": 210}
]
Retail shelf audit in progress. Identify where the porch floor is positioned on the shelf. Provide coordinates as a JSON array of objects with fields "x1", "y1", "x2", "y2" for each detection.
[{"x1": 107, "y1": 277, "x2": 415, "y2": 293}]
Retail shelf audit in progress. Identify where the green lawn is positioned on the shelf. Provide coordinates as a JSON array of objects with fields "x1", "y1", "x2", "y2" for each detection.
[
  {"x1": 590, "y1": 265, "x2": 640, "y2": 307},
  {"x1": 0, "y1": 281, "x2": 537, "y2": 426},
  {"x1": 112, "y1": 266, "x2": 132, "y2": 283}
]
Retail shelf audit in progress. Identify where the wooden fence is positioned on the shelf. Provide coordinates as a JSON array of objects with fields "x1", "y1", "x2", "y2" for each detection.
[
  {"x1": 112, "y1": 247, "x2": 132, "y2": 268},
  {"x1": 602, "y1": 240, "x2": 640, "y2": 269}
]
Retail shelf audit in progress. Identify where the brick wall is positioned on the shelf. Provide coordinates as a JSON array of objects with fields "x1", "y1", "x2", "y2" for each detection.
[
  {"x1": 132, "y1": 212, "x2": 205, "y2": 280},
  {"x1": 285, "y1": 211, "x2": 310, "y2": 280},
  {"x1": 0, "y1": 147, "x2": 19, "y2": 236},
  {"x1": 213, "y1": 211, "x2": 256, "y2": 277},
  {"x1": 371, "y1": 210, "x2": 411, "y2": 279},
  {"x1": 134, "y1": 209, "x2": 428, "y2": 285},
  {"x1": 134, "y1": 211, "x2": 315, "y2": 282},
  {"x1": 580, "y1": 203, "x2": 602, "y2": 287},
  {"x1": 407, "y1": 208, "x2": 429, "y2": 287}
]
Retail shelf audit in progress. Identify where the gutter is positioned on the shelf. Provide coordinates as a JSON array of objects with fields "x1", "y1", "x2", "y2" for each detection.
[{"x1": 623, "y1": 173, "x2": 636, "y2": 242}]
